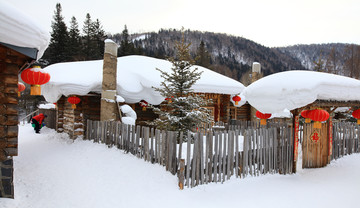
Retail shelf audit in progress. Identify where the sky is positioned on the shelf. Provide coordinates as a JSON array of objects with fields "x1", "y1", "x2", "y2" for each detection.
[{"x1": 4, "y1": 0, "x2": 360, "y2": 47}]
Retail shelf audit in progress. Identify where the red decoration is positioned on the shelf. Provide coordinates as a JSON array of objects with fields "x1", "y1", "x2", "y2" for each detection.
[
  {"x1": 67, "y1": 96, "x2": 81, "y2": 109},
  {"x1": 139, "y1": 100, "x2": 148, "y2": 111},
  {"x1": 18, "y1": 82, "x2": 25, "y2": 97},
  {"x1": 232, "y1": 95, "x2": 241, "y2": 105},
  {"x1": 256, "y1": 111, "x2": 272, "y2": 125},
  {"x1": 301, "y1": 110, "x2": 311, "y2": 123},
  {"x1": 352, "y1": 109, "x2": 360, "y2": 124},
  {"x1": 308, "y1": 109, "x2": 329, "y2": 129},
  {"x1": 21, "y1": 66, "x2": 50, "y2": 95},
  {"x1": 311, "y1": 131, "x2": 320, "y2": 143},
  {"x1": 165, "y1": 96, "x2": 174, "y2": 103}
]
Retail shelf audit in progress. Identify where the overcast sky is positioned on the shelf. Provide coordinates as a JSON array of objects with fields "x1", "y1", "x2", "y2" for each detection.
[{"x1": 4, "y1": 0, "x2": 360, "y2": 47}]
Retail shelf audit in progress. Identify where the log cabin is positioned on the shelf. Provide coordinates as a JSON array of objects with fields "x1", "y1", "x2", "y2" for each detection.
[
  {"x1": 42, "y1": 55, "x2": 249, "y2": 139},
  {"x1": 0, "y1": 1, "x2": 50, "y2": 198}
]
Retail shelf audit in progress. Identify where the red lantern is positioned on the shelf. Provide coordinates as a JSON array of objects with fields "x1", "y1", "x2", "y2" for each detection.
[
  {"x1": 18, "y1": 82, "x2": 25, "y2": 97},
  {"x1": 256, "y1": 111, "x2": 272, "y2": 125},
  {"x1": 165, "y1": 96, "x2": 174, "y2": 103},
  {"x1": 232, "y1": 95, "x2": 241, "y2": 105},
  {"x1": 67, "y1": 96, "x2": 81, "y2": 109},
  {"x1": 308, "y1": 109, "x2": 329, "y2": 129},
  {"x1": 352, "y1": 109, "x2": 360, "y2": 124},
  {"x1": 139, "y1": 100, "x2": 148, "y2": 111},
  {"x1": 21, "y1": 66, "x2": 50, "y2": 95},
  {"x1": 301, "y1": 110, "x2": 311, "y2": 123}
]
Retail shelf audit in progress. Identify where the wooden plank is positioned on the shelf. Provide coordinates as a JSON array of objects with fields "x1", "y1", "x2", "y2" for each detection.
[
  {"x1": 213, "y1": 131, "x2": 219, "y2": 183},
  {"x1": 186, "y1": 131, "x2": 191, "y2": 188},
  {"x1": 235, "y1": 130, "x2": 239, "y2": 178},
  {"x1": 218, "y1": 131, "x2": 223, "y2": 183},
  {"x1": 191, "y1": 133, "x2": 197, "y2": 188},
  {"x1": 205, "y1": 131, "x2": 210, "y2": 184},
  {"x1": 199, "y1": 132, "x2": 204, "y2": 184},
  {"x1": 208, "y1": 131, "x2": 214, "y2": 183},
  {"x1": 178, "y1": 159, "x2": 185, "y2": 190}
]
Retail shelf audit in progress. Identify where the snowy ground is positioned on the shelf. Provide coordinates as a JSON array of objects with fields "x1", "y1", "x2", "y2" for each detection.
[{"x1": 1, "y1": 124, "x2": 360, "y2": 208}]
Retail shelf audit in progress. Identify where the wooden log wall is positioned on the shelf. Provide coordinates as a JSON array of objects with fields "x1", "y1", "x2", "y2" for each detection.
[
  {"x1": 0, "y1": 44, "x2": 33, "y2": 198},
  {"x1": 332, "y1": 122, "x2": 360, "y2": 160}
]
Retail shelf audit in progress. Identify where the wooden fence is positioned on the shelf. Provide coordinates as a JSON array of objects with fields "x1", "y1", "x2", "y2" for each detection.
[
  {"x1": 85, "y1": 120, "x2": 294, "y2": 188},
  {"x1": 332, "y1": 122, "x2": 360, "y2": 160}
]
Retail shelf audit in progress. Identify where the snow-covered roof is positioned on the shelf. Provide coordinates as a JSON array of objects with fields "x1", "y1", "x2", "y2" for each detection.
[
  {"x1": 42, "y1": 55, "x2": 245, "y2": 104},
  {"x1": 0, "y1": 1, "x2": 50, "y2": 60},
  {"x1": 241, "y1": 70, "x2": 360, "y2": 114}
]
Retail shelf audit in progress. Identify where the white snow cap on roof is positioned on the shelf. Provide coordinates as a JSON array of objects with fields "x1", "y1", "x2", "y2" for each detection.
[
  {"x1": 42, "y1": 55, "x2": 245, "y2": 104},
  {"x1": 0, "y1": 1, "x2": 50, "y2": 60},
  {"x1": 242, "y1": 70, "x2": 360, "y2": 114}
]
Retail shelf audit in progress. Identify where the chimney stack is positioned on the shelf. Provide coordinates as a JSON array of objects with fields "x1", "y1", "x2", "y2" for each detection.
[{"x1": 100, "y1": 39, "x2": 118, "y2": 121}]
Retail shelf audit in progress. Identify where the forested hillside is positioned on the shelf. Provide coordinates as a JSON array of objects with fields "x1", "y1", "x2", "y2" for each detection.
[{"x1": 109, "y1": 29, "x2": 305, "y2": 84}]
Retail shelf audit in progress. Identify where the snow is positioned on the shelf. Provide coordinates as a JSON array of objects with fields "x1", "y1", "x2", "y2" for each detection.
[
  {"x1": 1, "y1": 124, "x2": 360, "y2": 207},
  {"x1": 41, "y1": 55, "x2": 245, "y2": 104},
  {"x1": 120, "y1": 104, "x2": 137, "y2": 125},
  {"x1": 242, "y1": 70, "x2": 360, "y2": 114},
  {"x1": 38, "y1": 103, "x2": 56, "y2": 109},
  {"x1": 0, "y1": 1, "x2": 50, "y2": 60}
]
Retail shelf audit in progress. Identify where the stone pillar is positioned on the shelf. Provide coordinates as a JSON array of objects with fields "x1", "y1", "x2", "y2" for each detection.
[
  {"x1": 250, "y1": 62, "x2": 263, "y2": 122},
  {"x1": 100, "y1": 40, "x2": 118, "y2": 121},
  {"x1": 0, "y1": 62, "x2": 19, "y2": 198}
]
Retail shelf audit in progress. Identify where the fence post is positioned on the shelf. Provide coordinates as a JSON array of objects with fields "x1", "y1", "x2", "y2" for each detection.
[{"x1": 178, "y1": 159, "x2": 185, "y2": 190}]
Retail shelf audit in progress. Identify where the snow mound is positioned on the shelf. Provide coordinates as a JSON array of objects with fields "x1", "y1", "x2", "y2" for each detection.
[
  {"x1": 42, "y1": 55, "x2": 245, "y2": 104},
  {"x1": 0, "y1": 1, "x2": 50, "y2": 59},
  {"x1": 242, "y1": 70, "x2": 360, "y2": 114}
]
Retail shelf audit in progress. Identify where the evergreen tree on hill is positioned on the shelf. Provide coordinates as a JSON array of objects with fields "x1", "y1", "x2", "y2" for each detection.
[
  {"x1": 118, "y1": 25, "x2": 136, "y2": 56},
  {"x1": 68, "y1": 16, "x2": 82, "y2": 61},
  {"x1": 44, "y1": 3, "x2": 70, "y2": 64},
  {"x1": 195, "y1": 40, "x2": 211, "y2": 68},
  {"x1": 151, "y1": 33, "x2": 213, "y2": 139}
]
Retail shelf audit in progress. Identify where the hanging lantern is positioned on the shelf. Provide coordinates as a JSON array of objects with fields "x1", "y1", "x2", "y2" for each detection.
[
  {"x1": 139, "y1": 100, "x2": 148, "y2": 111},
  {"x1": 21, "y1": 66, "x2": 50, "y2": 95},
  {"x1": 301, "y1": 110, "x2": 311, "y2": 123},
  {"x1": 18, "y1": 82, "x2": 25, "y2": 97},
  {"x1": 67, "y1": 96, "x2": 81, "y2": 109},
  {"x1": 232, "y1": 95, "x2": 241, "y2": 105},
  {"x1": 256, "y1": 111, "x2": 272, "y2": 125},
  {"x1": 352, "y1": 109, "x2": 360, "y2": 124},
  {"x1": 308, "y1": 109, "x2": 329, "y2": 129},
  {"x1": 165, "y1": 96, "x2": 174, "y2": 103}
]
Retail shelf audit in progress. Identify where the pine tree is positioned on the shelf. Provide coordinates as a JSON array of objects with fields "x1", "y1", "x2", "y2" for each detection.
[
  {"x1": 151, "y1": 34, "x2": 213, "y2": 139},
  {"x1": 82, "y1": 13, "x2": 96, "y2": 60},
  {"x1": 68, "y1": 16, "x2": 82, "y2": 61},
  {"x1": 195, "y1": 40, "x2": 211, "y2": 68},
  {"x1": 313, "y1": 53, "x2": 325, "y2": 72},
  {"x1": 118, "y1": 25, "x2": 135, "y2": 56},
  {"x1": 92, "y1": 19, "x2": 106, "y2": 59},
  {"x1": 44, "y1": 3, "x2": 70, "y2": 64}
]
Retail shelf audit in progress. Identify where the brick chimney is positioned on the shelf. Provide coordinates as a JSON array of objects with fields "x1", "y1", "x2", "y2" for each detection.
[
  {"x1": 100, "y1": 39, "x2": 118, "y2": 121},
  {"x1": 250, "y1": 62, "x2": 263, "y2": 122}
]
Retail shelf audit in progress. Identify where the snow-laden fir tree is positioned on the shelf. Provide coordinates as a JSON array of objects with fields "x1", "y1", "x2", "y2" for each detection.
[{"x1": 151, "y1": 33, "x2": 213, "y2": 138}]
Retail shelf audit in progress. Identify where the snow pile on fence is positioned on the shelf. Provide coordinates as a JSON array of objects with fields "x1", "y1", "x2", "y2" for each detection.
[
  {"x1": 42, "y1": 55, "x2": 245, "y2": 104},
  {"x1": 242, "y1": 70, "x2": 360, "y2": 114}
]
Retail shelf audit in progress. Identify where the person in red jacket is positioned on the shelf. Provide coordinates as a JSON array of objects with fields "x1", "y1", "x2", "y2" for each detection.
[{"x1": 31, "y1": 113, "x2": 47, "y2": 133}]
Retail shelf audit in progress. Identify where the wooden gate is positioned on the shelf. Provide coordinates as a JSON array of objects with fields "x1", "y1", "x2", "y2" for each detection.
[{"x1": 302, "y1": 122, "x2": 330, "y2": 168}]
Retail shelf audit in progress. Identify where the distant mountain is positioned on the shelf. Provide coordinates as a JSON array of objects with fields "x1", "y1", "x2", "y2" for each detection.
[
  {"x1": 109, "y1": 29, "x2": 358, "y2": 83},
  {"x1": 110, "y1": 29, "x2": 305, "y2": 84},
  {"x1": 277, "y1": 43, "x2": 349, "y2": 75}
]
